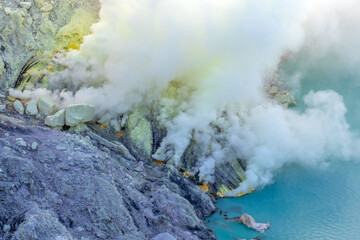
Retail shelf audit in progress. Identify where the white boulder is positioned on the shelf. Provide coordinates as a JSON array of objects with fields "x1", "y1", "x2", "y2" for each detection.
[
  {"x1": 25, "y1": 101, "x2": 38, "y2": 116},
  {"x1": 14, "y1": 100, "x2": 24, "y2": 115},
  {"x1": 38, "y1": 96, "x2": 57, "y2": 116},
  {"x1": 65, "y1": 104, "x2": 95, "y2": 126},
  {"x1": 45, "y1": 109, "x2": 65, "y2": 127}
]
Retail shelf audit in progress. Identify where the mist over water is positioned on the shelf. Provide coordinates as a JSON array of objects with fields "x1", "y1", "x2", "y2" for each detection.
[
  {"x1": 11, "y1": 0, "x2": 360, "y2": 193},
  {"x1": 206, "y1": 51, "x2": 360, "y2": 239}
]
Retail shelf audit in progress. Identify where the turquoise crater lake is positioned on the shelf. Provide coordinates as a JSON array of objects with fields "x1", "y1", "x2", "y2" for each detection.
[{"x1": 206, "y1": 54, "x2": 360, "y2": 240}]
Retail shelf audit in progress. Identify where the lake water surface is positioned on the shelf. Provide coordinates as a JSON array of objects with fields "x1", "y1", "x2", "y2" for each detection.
[{"x1": 206, "y1": 55, "x2": 360, "y2": 240}]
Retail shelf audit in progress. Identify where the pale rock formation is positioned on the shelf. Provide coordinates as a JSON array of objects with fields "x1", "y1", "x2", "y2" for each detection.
[
  {"x1": 15, "y1": 137, "x2": 27, "y2": 147},
  {"x1": 20, "y1": 2, "x2": 32, "y2": 10},
  {"x1": 40, "y1": 3, "x2": 53, "y2": 13},
  {"x1": 25, "y1": 100, "x2": 38, "y2": 116},
  {"x1": 31, "y1": 141, "x2": 38, "y2": 150},
  {"x1": 226, "y1": 213, "x2": 270, "y2": 233},
  {"x1": 45, "y1": 109, "x2": 65, "y2": 127},
  {"x1": 65, "y1": 103, "x2": 95, "y2": 126},
  {"x1": 266, "y1": 75, "x2": 297, "y2": 108},
  {"x1": 38, "y1": 96, "x2": 57, "y2": 116},
  {"x1": 274, "y1": 91, "x2": 297, "y2": 107},
  {"x1": 125, "y1": 106, "x2": 153, "y2": 157},
  {"x1": 69, "y1": 122, "x2": 90, "y2": 133},
  {"x1": 13, "y1": 100, "x2": 24, "y2": 115}
]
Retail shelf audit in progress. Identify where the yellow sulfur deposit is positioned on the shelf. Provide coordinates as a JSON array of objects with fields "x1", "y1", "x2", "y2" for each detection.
[
  {"x1": 236, "y1": 187, "x2": 255, "y2": 197},
  {"x1": 198, "y1": 184, "x2": 209, "y2": 192},
  {"x1": 183, "y1": 172, "x2": 191, "y2": 178},
  {"x1": 217, "y1": 187, "x2": 255, "y2": 198},
  {"x1": 155, "y1": 160, "x2": 164, "y2": 166},
  {"x1": 56, "y1": 8, "x2": 97, "y2": 50}
]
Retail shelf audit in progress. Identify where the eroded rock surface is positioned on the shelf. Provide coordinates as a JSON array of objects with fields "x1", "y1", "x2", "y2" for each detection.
[
  {"x1": 0, "y1": 112, "x2": 216, "y2": 240},
  {"x1": 0, "y1": 0, "x2": 101, "y2": 92}
]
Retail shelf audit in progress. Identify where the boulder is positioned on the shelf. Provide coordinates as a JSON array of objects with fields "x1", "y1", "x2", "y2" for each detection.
[
  {"x1": 38, "y1": 96, "x2": 57, "y2": 116},
  {"x1": 45, "y1": 109, "x2": 65, "y2": 127},
  {"x1": 14, "y1": 100, "x2": 24, "y2": 115},
  {"x1": 226, "y1": 213, "x2": 270, "y2": 233},
  {"x1": 65, "y1": 104, "x2": 95, "y2": 126},
  {"x1": 25, "y1": 100, "x2": 38, "y2": 116}
]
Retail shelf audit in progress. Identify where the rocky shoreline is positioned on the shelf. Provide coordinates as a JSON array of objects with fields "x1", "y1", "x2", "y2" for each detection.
[{"x1": 0, "y1": 1, "x2": 299, "y2": 239}]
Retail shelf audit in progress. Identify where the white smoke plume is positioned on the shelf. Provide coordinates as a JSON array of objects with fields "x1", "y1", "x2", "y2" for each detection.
[{"x1": 18, "y1": 0, "x2": 360, "y2": 194}]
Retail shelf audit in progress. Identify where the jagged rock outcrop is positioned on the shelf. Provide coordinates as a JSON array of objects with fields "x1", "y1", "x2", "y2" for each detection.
[
  {"x1": 266, "y1": 73, "x2": 297, "y2": 108},
  {"x1": 0, "y1": 110, "x2": 216, "y2": 240}
]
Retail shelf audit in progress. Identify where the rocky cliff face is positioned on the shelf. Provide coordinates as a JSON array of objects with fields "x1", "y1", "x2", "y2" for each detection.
[
  {"x1": 0, "y1": 110, "x2": 216, "y2": 240},
  {"x1": 0, "y1": 1, "x2": 298, "y2": 239},
  {"x1": 0, "y1": 2, "x2": 218, "y2": 239},
  {"x1": 0, "y1": 0, "x2": 100, "y2": 93},
  {"x1": 0, "y1": 0, "x2": 251, "y2": 200}
]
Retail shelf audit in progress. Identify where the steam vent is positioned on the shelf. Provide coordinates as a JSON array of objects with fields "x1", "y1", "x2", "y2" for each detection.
[{"x1": 2, "y1": 0, "x2": 359, "y2": 240}]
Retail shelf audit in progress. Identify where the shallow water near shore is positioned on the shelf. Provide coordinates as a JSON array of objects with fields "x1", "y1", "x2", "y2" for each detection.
[
  {"x1": 206, "y1": 54, "x2": 360, "y2": 240},
  {"x1": 206, "y1": 161, "x2": 360, "y2": 239}
]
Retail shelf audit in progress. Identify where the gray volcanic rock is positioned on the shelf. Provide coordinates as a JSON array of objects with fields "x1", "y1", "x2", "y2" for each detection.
[
  {"x1": 0, "y1": 112, "x2": 216, "y2": 240},
  {"x1": 13, "y1": 207, "x2": 74, "y2": 240}
]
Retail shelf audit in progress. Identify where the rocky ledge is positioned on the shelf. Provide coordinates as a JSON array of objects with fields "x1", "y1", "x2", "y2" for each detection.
[{"x1": 0, "y1": 111, "x2": 216, "y2": 240}]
